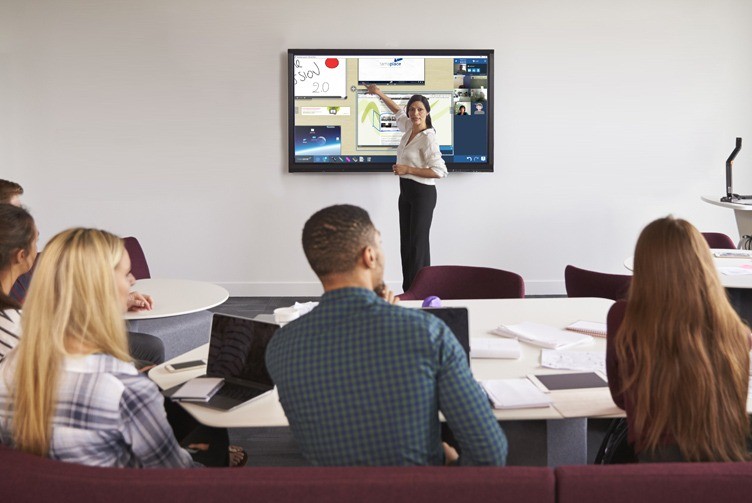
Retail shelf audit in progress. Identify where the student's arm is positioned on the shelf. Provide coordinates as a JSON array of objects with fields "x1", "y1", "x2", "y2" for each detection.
[
  {"x1": 436, "y1": 327, "x2": 508, "y2": 466},
  {"x1": 119, "y1": 376, "x2": 201, "y2": 468},
  {"x1": 365, "y1": 84, "x2": 400, "y2": 114}
]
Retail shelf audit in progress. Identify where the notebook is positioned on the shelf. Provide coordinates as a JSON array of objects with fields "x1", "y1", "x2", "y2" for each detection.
[
  {"x1": 163, "y1": 314, "x2": 279, "y2": 411},
  {"x1": 491, "y1": 322, "x2": 592, "y2": 349},
  {"x1": 171, "y1": 377, "x2": 224, "y2": 402},
  {"x1": 471, "y1": 338, "x2": 521, "y2": 359},
  {"x1": 565, "y1": 320, "x2": 607, "y2": 338},
  {"x1": 481, "y1": 378, "x2": 553, "y2": 409}
]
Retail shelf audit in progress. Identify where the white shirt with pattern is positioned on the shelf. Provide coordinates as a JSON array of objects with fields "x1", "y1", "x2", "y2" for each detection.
[
  {"x1": 0, "y1": 353, "x2": 198, "y2": 468},
  {"x1": 395, "y1": 108, "x2": 448, "y2": 185}
]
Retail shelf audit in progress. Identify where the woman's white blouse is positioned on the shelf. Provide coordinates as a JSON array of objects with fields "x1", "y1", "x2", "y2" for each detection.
[{"x1": 395, "y1": 109, "x2": 447, "y2": 185}]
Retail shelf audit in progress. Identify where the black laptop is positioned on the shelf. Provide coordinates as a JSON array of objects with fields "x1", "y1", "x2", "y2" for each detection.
[
  {"x1": 422, "y1": 307, "x2": 470, "y2": 364},
  {"x1": 164, "y1": 314, "x2": 279, "y2": 411}
]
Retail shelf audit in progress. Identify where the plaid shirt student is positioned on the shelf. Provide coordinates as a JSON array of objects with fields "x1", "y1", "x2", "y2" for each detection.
[
  {"x1": 0, "y1": 353, "x2": 198, "y2": 468},
  {"x1": 266, "y1": 287, "x2": 508, "y2": 466}
]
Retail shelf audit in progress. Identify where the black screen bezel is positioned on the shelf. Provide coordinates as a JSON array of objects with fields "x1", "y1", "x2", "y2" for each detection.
[{"x1": 288, "y1": 48, "x2": 494, "y2": 174}]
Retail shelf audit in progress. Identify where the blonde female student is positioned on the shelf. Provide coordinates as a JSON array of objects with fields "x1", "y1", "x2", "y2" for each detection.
[
  {"x1": 607, "y1": 216, "x2": 751, "y2": 462},
  {"x1": 0, "y1": 228, "x2": 242, "y2": 467}
]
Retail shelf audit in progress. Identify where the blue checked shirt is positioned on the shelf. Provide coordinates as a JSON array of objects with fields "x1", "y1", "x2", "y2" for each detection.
[
  {"x1": 266, "y1": 287, "x2": 508, "y2": 466},
  {"x1": 0, "y1": 353, "x2": 198, "y2": 468}
]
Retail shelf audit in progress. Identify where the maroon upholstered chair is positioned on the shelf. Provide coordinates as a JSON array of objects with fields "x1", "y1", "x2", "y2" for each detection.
[
  {"x1": 398, "y1": 265, "x2": 525, "y2": 301},
  {"x1": 0, "y1": 445, "x2": 556, "y2": 503},
  {"x1": 564, "y1": 265, "x2": 631, "y2": 301},
  {"x1": 556, "y1": 462, "x2": 752, "y2": 503},
  {"x1": 123, "y1": 236, "x2": 151, "y2": 280},
  {"x1": 701, "y1": 232, "x2": 736, "y2": 249}
]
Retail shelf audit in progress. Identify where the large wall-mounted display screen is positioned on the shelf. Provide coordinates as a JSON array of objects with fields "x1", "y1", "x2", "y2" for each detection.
[{"x1": 288, "y1": 49, "x2": 494, "y2": 173}]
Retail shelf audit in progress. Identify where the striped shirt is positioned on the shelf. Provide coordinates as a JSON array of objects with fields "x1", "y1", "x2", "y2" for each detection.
[
  {"x1": 0, "y1": 353, "x2": 198, "y2": 468},
  {"x1": 266, "y1": 287, "x2": 507, "y2": 466},
  {"x1": 0, "y1": 309, "x2": 21, "y2": 361}
]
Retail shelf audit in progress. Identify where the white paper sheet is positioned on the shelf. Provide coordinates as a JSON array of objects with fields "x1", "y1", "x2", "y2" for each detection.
[{"x1": 540, "y1": 350, "x2": 606, "y2": 374}]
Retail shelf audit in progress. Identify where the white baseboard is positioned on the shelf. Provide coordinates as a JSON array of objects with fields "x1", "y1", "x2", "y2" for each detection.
[{"x1": 215, "y1": 280, "x2": 566, "y2": 298}]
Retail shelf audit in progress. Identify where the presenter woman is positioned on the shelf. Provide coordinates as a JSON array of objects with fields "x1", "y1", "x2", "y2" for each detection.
[
  {"x1": 366, "y1": 84, "x2": 447, "y2": 292},
  {"x1": 607, "y1": 216, "x2": 751, "y2": 462}
]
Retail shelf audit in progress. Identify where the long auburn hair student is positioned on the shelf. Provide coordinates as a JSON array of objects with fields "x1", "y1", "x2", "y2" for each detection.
[
  {"x1": 10, "y1": 228, "x2": 130, "y2": 456},
  {"x1": 615, "y1": 216, "x2": 750, "y2": 461}
]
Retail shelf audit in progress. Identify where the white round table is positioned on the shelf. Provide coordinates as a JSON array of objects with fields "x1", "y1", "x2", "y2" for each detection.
[
  {"x1": 124, "y1": 278, "x2": 229, "y2": 320},
  {"x1": 701, "y1": 195, "x2": 752, "y2": 240}
]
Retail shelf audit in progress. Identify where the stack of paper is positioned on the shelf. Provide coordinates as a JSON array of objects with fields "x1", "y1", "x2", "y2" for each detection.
[
  {"x1": 714, "y1": 250, "x2": 752, "y2": 258},
  {"x1": 565, "y1": 320, "x2": 607, "y2": 338},
  {"x1": 491, "y1": 322, "x2": 592, "y2": 349},
  {"x1": 471, "y1": 338, "x2": 521, "y2": 359},
  {"x1": 171, "y1": 377, "x2": 224, "y2": 402},
  {"x1": 481, "y1": 378, "x2": 553, "y2": 409}
]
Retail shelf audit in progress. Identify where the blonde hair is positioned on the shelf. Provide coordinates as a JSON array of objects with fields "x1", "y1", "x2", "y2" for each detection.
[
  {"x1": 10, "y1": 228, "x2": 130, "y2": 456},
  {"x1": 616, "y1": 216, "x2": 750, "y2": 461}
]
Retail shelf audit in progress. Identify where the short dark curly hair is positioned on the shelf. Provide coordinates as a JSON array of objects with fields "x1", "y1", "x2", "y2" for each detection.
[{"x1": 302, "y1": 205, "x2": 376, "y2": 277}]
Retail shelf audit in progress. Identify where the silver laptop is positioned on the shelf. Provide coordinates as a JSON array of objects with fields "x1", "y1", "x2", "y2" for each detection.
[{"x1": 164, "y1": 313, "x2": 279, "y2": 411}]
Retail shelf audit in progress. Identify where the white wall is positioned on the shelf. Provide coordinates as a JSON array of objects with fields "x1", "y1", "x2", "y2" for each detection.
[{"x1": 2, "y1": 0, "x2": 751, "y2": 296}]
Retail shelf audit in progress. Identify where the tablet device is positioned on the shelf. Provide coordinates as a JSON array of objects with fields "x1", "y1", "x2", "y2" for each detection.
[{"x1": 528, "y1": 371, "x2": 608, "y2": 392}]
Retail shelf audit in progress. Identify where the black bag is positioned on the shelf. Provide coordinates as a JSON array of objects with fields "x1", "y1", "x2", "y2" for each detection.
[{"x1": 594, "y1": 418, "x2": 638, "y2": 464}]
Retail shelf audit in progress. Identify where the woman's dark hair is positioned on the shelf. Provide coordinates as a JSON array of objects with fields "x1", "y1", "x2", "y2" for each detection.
[
  {"x1": 406, "y1": 95, "x2": 433, "y2": 130},
  {"x1": 0, "y1": 204, "x2": 35, "y2": 310}
]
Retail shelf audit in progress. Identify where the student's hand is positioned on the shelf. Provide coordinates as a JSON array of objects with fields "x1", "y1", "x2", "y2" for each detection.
[
  {"x1": 365, "y1": 83, "x2": 380, "y2": 95},
  {"x1": 375, "y1": 283, "x2": 399, "y2": 305},
  {"x1": 382, "y1": 288, "x2": 399, "y2": 305},
  {"x1": 443, "y1": 442, "x2": 459, "y2": 466},
  {"x1": 127, "y1": 291, "x2": 154, "y2": 311},
  {"x1": 393, "y1": 164, "x2": 411, "y2": 176}
]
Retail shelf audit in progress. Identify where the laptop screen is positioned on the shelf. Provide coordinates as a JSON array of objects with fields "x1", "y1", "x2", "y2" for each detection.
[
  {"x1": 206, "y1": 314, "x2": 278, "y2": 387},
  {"x1": 422, "y1": 307, "x2": 470, "y2": 364}
]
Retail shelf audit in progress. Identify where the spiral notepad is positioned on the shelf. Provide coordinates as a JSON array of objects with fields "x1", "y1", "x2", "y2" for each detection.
[{"x1": 565, "y1": 320, "x2": 607, "y2": 338}]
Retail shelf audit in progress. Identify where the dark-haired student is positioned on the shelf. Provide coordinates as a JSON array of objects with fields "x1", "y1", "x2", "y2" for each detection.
[
  {"x1": 266, "y1": 204, "x2": 507, "y2": 466},
  {"x1": 0, "y1": 182, "x2": 164, "y2": 366},
  {"x1": 0, "y1": 204, "x2": 38, "y2": 360},
  {"x1": 365, "y1": 84, "x2": 447, "y2": 292},
  {"x1": 0, "y1": 180, "x2": 32, "y2": 304},
  {"x1": 607, "y1": 216, "x2": 752, "y2": 462}
]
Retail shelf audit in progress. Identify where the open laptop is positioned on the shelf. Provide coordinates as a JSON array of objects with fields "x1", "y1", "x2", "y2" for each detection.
[
  {"x1": 164, "y1": 313, "x2": 279, "y2": 411},
  {"x1": 422, "y1": 307, "x2": 470, "y2": 364}
]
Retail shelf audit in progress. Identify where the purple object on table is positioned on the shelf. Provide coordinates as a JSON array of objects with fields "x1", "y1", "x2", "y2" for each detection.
[{"x1": 422, "y1": 296, "x2": 442, "y2": 308}]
